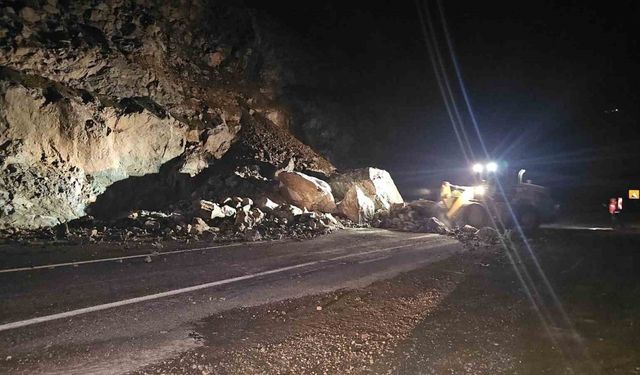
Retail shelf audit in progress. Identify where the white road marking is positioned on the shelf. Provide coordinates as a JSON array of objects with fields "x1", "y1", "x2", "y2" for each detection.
[
  {"x1": 0, "y1": 241, "x2": 436, "y2": 332},
  {"x1": 0, "y1": 241, "x2": 278, "y2": 274},
  {"x1": 540, "y1": 224, "x2": 613, "y2": 231},
  {"x1": 0, "y1": 233, "x2": 439, "y2": 274}
]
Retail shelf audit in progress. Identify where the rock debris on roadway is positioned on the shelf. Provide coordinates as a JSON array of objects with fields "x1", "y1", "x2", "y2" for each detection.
[{"x1": 0, "y1": 0, "x2": 500, "y2": 249}]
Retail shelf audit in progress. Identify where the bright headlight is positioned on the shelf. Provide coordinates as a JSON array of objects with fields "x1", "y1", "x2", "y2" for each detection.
[
  {"x1": 472, "y1": 163, "x2": 484, "y2": 173},
  {"x1": 486, "y1": 162, "x2": 498, "y2": 172}
]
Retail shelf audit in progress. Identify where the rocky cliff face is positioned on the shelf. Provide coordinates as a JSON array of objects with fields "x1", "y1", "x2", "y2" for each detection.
[{"x1": 0, "y1": 0, "x2": 335, "y2": 228}]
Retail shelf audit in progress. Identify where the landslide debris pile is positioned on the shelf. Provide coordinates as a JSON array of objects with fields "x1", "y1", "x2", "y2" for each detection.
[
  {"x1": 0, "y1": 195, "x2": 349, "y2": 245},
  {"x1": 0, "y1": 1, "x2": 501, "y2": 247},
  {"x1": 0, "y1": 166, "x2": 405, "y2": 244},
  {"x1": 0, "y1": 156, "x2": 503, "y2": 246},
  {"x1": 0, "y1": 0, "x2": 334, "y2": 229}
]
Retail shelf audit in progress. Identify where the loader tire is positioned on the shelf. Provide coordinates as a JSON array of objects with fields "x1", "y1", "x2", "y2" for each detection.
[
  {"x1": 518, "y1": 209, "x2": 540, "y2": 231},
  {"x1": 464, "y1": 204, "x2": 489, "y2": 228}
]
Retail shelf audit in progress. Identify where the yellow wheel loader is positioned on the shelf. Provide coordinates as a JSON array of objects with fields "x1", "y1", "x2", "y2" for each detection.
[{"x1": 440, "y1": 166, "x2": 557, "y2": 230}]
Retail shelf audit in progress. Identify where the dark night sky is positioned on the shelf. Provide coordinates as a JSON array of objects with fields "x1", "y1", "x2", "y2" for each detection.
[{"x1": 250, "y1": 1, "x2": 640, "y2": 199}]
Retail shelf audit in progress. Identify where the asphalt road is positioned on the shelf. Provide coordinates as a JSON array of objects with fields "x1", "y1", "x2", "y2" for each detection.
[{"x1": 0, "y1": 228, "x2": 462, "y2": 375}]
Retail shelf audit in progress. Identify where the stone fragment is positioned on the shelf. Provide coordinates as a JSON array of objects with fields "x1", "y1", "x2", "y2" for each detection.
[
  {"x1": 20, "y1": 7, "x2": 40, "y2": 23},
  {"x1": 461, "y1": 225, "x2": 479, "y2": 234},
  {"x1": 477, "y1": 227, "x2": 500, "y2": 244},
  {"x1": 192, "y1": 217, "x2": 210, "y2": 235},
  {"x1": 256, "y1": 197, "x2": 279, "y2": 211},
  {"x1": 424, "y1": 217, "x2": 449, "y2": 234},
  {"x1": 194, "y1": 199, "x2": 223, "y2": 219},
  {"x1": 206, "y1": 51, "x2": 225, "y2": 67},
  {"x1": 272, "y1": 204, "x2": 304, "y2": 222},
  {"x1": 320, "y1": 213, "x2": 343, "y2": 229}
]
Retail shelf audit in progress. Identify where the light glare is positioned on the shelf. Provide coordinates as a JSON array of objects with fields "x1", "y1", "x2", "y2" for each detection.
[
  {"x1": 472, "y1": 163, "x2": 484, "y2": 173},
  {"x1": 486, "y1": 162, "x2": 498, "y2": 172}
]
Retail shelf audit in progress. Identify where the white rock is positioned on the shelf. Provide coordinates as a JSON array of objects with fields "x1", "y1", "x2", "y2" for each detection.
[
  {"x1": 329, "y1": 167, "x2": 403, "y2": 211},
  {"x1": 256, "y1": 197, "x2": 279, "y2": 211},
  {"x1": 221, "y1": 205, "x2": 236, "y2": 217},
  {"x1": 194, "y1": 199, "x2": 224, "y2": 219}
]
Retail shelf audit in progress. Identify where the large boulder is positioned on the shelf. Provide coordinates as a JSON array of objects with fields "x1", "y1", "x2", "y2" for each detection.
[
  {"x1": 338, "y1": 186, "x2": 375, "y2": 223},
  {"x1": 329, "y1": 168, "x2": 403, "y2": 211},
  {"x1": 277, "y1": 171, "x2": 336, "y2": 212}
]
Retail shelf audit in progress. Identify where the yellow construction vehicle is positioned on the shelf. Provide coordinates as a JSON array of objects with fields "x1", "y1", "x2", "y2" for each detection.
[{"x1": 440, "y1": 163, "x2": 557, "y2": 230}]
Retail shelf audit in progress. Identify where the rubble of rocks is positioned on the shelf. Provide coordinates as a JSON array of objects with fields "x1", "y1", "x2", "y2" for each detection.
[
  {"x1": 0, "y1": 196, "x2": 350, "y2": 245},
  {"x1": 0, "y1": 163, "x2": 509, "y2": 249},
  {"x1": 373, "y1": 199, "x2": 504, "y2": 247},
  {"x1": 0, "y1": 165, "x2": 407, "y2": 245},
  {"x1": 189, "y1": 195, "x2": 347, "y2": 242},
  {"x1": 373, "y1": 200, "x2": 443, "y2": 232}
]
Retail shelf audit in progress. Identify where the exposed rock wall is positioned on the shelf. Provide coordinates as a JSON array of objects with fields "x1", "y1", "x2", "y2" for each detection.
[
  {"x1": 0, "y1": 0, "x2": 334, "y2": 228},
  {"x1": 0, "y1": 80, "x2": 187, "y2": 227}
]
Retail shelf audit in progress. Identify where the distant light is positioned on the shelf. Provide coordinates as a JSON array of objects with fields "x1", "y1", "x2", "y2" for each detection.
[
  {"x1": 486, "y1": 162, "x2": 498, "y2": 172},
  {"x1": 472, "y1": 163, "x2": 484, "y2": 173}
]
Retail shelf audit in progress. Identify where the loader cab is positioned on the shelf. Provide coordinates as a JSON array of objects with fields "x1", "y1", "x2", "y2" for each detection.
[
  {"x1": 481, "y1": 167, "x2": 558, "y2": 229},
  {"x1": 507, "y1": 169, "x2": 557, "y2": 225}
]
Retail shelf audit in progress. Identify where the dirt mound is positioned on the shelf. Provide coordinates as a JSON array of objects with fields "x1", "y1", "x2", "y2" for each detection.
[{"x1": 235, "y1": 110, "x2": 335, "y2": 176}]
